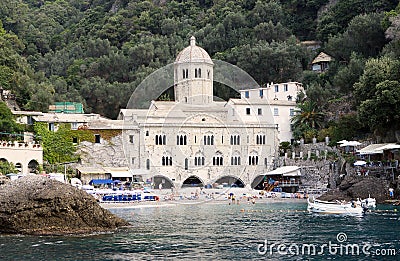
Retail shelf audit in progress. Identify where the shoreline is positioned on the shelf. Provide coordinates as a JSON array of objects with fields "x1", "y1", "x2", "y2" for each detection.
[{"x1": 100, "y1": 197, "x2": 308, "y2": 209}]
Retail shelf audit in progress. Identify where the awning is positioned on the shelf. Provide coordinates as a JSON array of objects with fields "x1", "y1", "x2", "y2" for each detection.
[
  {"x1": 89, "y1": 179, "x2": 113, "y2": 185},
  {"x1": 376, "y1": 144, "x2": 400, "y2": 151},
  {"x1": 76, "y1": 167, "x2": 107, "y2": 174},
  {"x1": 104, "y1": 168, "x2": 133, "y2": 178},
  {"x1": 339, "y1": 141, "x2": 361, "y2": 147},
  {"x1": 357, "y1": 143, "x2": 388, "y2": 155},
  {"x1": 264, "y1": 166, "x2": 301, "y2": 176}
]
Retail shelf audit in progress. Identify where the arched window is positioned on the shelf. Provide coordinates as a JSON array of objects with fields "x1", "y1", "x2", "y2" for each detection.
[
  {"x1": 156, "y1": 134, "x2": 167, "y2": 145},
  {"x1": 194, "y1": 152, "x2": 205, "y2": 166},
  {"x1": 231, "y1": 151, "x2": 241, "y2": 166},
  {"x1": 177, "y1": 134, "x2": 187, "y2": 145},
  {"x1": 230, "y1": 135, "x2": 240, "y2": 145},
  {"x1": 248, "y1": 152, "x2": 259, "y2": 165},
  {"x1": 213, "y1": 152, "x2": 223, "y2": 166},
  {"x1": 161, "y1": 155, "x2": 173, "y2": 166},
  {"x1": 256, "y1": 134, "x2": 266, "y2": 145},
  {"x1": 146, "y1": 159, "x2": 150, "y2": 170},
  {"x1": 204, "y1": 134, "x2": 214, "y2": 145},
  {"x1": 195, "y1": 68, "x2": 198, "y2": 78},
  {"x1": 198, "y1": 68, "x2": 201, "y2": 78}
]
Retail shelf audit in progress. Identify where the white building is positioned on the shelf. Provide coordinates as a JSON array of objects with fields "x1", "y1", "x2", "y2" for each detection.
[
  {"x1": 239, "y1": 81, "x2": 304, "y2": 142},
  {"x1": 120, "y1": 37, "x2": 281, "y2": 189},
  {"x1": 0, "y1": 141, "x2": 43, "y2": 174}
]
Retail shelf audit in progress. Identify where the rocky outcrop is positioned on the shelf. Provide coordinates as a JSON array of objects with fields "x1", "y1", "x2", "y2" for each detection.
[
  {"x1": 0, "y1": 175, "x2": 130, "y2": 235},
  {"x1": 318, "y1": 175, "x2": 390, "y2": 203}
]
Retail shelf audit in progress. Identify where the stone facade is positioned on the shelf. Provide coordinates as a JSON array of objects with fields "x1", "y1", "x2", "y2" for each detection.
[{"x1": 120, "y1": 37, "x2": 279, "y2": 189}]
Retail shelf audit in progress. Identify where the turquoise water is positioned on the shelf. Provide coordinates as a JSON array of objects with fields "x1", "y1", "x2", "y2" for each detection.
[{"x1": 1, "y1": 202, "x2": 400, "y2": 260}]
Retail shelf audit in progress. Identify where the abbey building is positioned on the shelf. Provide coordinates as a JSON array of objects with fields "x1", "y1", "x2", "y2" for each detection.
[{"x1": 120, "y1": 37, "x2": 303, "y2": 189}]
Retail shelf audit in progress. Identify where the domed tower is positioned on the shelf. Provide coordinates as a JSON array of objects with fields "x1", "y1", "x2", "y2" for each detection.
[{"x1": 174, "y1": 36, "x2": 214, "y2": 105}]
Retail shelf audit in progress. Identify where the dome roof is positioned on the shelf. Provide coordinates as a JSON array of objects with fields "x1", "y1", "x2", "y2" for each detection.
[{"x1": 175, "y1": 36, "x2": 213, "y2": 64}]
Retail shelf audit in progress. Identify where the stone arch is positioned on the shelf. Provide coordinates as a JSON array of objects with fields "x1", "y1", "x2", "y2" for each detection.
[
  {"x1": 152, "y1": 175, "x2": 175, "y2": 189},
  {"x1": 214, "y1": 175, "x2": 245, "y2": 188},
  {"x1": 15, "y1": 162, "x2": 22, "y2": 173},
  {"x1": 182, "y1": 175, "x2": 204, "y2": 188},
  {"x1": 28, "y1": 159, "x2": 39, "y2": 174}
]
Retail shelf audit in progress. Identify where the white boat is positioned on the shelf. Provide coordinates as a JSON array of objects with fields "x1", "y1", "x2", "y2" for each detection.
[
  {"x1": 307, "y1": 198, "x2": 366, "y2": 214},
  {"x1": 361, "y1": 196, "x2": 376, "y2": 209}
]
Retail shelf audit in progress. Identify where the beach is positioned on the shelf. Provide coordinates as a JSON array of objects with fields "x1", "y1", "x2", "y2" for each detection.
[{"x1": 100, "y1": 187, "x2": 307, "y2": 209}]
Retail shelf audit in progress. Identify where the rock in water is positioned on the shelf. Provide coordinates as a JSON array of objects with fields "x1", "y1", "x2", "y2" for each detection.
[
  {"x1": 318, "y1": 175, "x2": 389, "y2": 203},
  {"x1": 0, "y1": 175, "x2": 130, "y2": 235}
]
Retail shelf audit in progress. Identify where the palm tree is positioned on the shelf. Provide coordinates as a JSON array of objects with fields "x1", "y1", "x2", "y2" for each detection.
[{"x1": 291, "y1": 101, "x2": 325, "y2": 139}]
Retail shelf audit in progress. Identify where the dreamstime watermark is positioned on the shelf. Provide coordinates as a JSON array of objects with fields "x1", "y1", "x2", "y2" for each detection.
[{"x1": 257, "y1": 232, "x2": 399, "y2": 257}]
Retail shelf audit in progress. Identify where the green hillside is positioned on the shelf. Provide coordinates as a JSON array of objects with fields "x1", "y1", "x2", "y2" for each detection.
[{"x1": 0, "y1": 0, "x2": 400, "y2": 142}]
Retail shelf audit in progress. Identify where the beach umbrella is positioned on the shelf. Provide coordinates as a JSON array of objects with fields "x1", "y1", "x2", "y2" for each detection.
[
  {"x1": 340, "y1": 141, "x2": 361, "y2": 147},
  {"x1": 347, "y1": 141, "x2": 362, "y2": 146},
  {"x1": 354, "y1": 160, "x2": 367, "y2": 166},
  {"x1": 337, "y1": 140, "x2": 348, "y2": 144}
]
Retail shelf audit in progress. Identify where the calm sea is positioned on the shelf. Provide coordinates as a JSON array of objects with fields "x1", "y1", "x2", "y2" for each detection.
[{"x1": 1, "y1": 201, "x2": 399, "y2": 260}]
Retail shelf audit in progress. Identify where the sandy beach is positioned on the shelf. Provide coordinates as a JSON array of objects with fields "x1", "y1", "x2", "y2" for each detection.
[{"x1": 100, "y1": 187, "x2": 307, "y2": 209}]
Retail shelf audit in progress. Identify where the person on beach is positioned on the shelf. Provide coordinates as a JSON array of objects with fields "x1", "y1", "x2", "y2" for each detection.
[{"x1": 389, "y1": 188, "x2": 394, "y2": 198}]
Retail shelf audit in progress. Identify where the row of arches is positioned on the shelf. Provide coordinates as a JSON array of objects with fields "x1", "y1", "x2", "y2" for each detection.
[
  {"x1": 158, "y1": 151, "x2": 264, "y2": 167},
  {"x1": 0, "y1": 158, "x2": 39, "y2": 173},
  {"x1": 153, "y1": 133, "x2": 267, "y2": 145},
  {"x1": 151, "y1": 174, "x2": 269, "y2": 189},
  {"x1": 180, "y1": 68, "x2": 211, "y2": 80}
]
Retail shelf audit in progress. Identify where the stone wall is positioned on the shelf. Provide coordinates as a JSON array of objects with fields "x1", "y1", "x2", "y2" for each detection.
[
  {"x1": 283, "y1": 157, "x2": 335, "y2": 191},
  {"x1": 76, "y1": 135, "x2": 127, "y2": 168},
  {"x1": 280, "y1": 142, "x2": 342, "y2": 191}
]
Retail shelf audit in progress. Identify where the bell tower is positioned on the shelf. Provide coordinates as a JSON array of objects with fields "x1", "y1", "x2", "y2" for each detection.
[{"x1": 174, "y1": 36, "x2": 214, "y2": 105}]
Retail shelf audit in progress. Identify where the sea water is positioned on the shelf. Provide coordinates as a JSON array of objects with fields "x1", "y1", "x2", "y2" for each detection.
[{"x1": 1, "y1": 202, "x2": 399, "y2": 260}]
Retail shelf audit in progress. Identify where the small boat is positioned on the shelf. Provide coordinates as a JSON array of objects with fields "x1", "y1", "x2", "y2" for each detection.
[
  {"x1": 307, "y1": 197, "x2": 366, "y2": 214},
  {"x1": 361, "y1": 196, "x2": 376, "y2": 209}
]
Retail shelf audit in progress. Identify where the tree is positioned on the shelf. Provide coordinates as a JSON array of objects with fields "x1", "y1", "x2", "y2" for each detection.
[
  {"x1": 291, "y1": 101, "x2": 325, "y2": 140},
  {"x1": 353, "y1": 56, "x2": 400, "y2": 105},
  {"x1": 358, "y1": 80, "x2": 400, "y2": 133},
  {"x1": 0, "y1": 101, "x2": 21, "y2": 134},
  {"x1": 332, "y1": 53, "x2": 366, "y2": 93},
  {"x1": 0, "y1": 161, "x2": 16, "y2": 175},
  {"x1": 325, "y1": 13, "x2": 388, "y2": 62},
  {"x1": 34, "y1": 122, "x2": 77, "y2": 165}
]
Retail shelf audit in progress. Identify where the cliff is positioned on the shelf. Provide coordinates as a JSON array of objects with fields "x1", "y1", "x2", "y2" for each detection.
[{"x1": 0, "y1": 175, "x2": 130, "y2": 235}]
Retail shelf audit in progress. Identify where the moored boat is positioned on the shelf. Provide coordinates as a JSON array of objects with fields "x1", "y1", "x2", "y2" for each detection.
[
  {"x1": 307, "y1": 197, "x2": 366, "y2": 214},
  {"x1": 361, "y1": 196, "x2": 376, "y2": 209}
]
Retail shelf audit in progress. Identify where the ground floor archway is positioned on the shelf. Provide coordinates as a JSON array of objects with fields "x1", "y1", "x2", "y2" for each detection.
[
  {"x1": 28, "y1": 159, "x2": 39, "y2": 174},
  {"x1": 152, "y1": 175, "x2": 174, "y2": 189},
  {"x1": 214, "y1": 176, "x2": 245, "y2": 188},
  {"x1": 182, "y1": 175, "x2": 204, "y2": 188}
]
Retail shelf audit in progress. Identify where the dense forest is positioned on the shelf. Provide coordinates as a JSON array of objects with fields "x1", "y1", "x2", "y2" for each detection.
[{"x1": 1, "y1": 0, "x2": 400, "y2": 143}]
